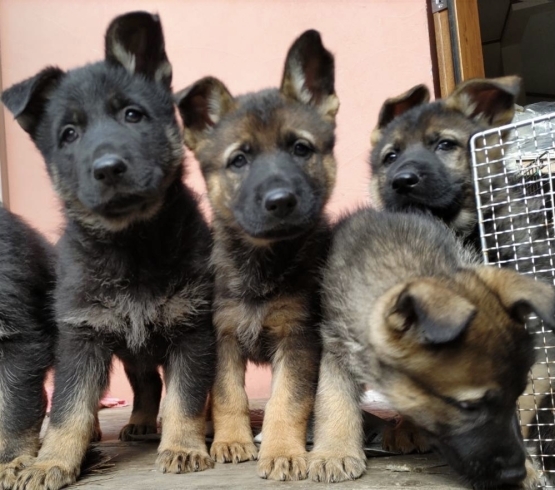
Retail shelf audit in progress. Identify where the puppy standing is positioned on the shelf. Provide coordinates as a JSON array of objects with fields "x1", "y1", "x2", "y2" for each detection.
[
  {"x1": 175, "y1": 30, "x2": 338, "y2": 481},
  {"x1": 0, "y1": 208, "x2": 55, "y2": 488},
  {"x1": 309, "y1": 208, "x2": 554, "y2": 488},
  {"x1": 2, "y1": 12, "x2": 215, "y2": 490}
]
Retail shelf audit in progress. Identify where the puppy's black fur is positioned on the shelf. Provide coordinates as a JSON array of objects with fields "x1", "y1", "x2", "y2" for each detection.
[
  {"x1": 0, "y1": 208, "x2": 55, "y2": 483},
  {"x1": 2, "y1": 12, "x2": 214, "y2": 490}
]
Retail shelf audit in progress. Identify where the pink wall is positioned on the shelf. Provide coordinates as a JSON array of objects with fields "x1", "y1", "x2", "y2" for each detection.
[{"x1": 0, "y1": 0, "x2": 434, "y2": 401}]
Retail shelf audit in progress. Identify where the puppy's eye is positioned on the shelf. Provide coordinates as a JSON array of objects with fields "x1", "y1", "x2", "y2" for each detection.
[
  {"x1": 457, "y1": 400, "x2": 482, "y2": 412},
  {"x1": 60, "y1": 126, "x2": 78, "y2": 144},
  {"x1": 293, "y1": 140, "x2": 313, "y2": 158},
  {"x1": 383, "y1": 152, "x2": 398, "y2": 165},
  {"x1": 436, "y1": 139, "x2": 458, "y2": 151},
  {"x1": 228, "y1": 153, "x2": 248, "y2": 170},
  {"x1": 124, "y1": 107, "x2": 144, "y2": 123}
]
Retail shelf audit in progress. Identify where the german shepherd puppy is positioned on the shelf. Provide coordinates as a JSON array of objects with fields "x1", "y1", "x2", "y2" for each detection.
[
  {"x1": 174, "y1": 30, "x2": 338, "y2": 481},
  {"x1": 309, "y1": 208, "x2": 555, "y2": 488},
  {"x1": 369, "y1": 77, "x2": 520, "y2": 245},
  {"x1": 0, "y1": 208, "x2": 55, "y2": 488},
  {"x1": 369, "y1": 77, "x2": 555, "y2": 279},
  {"x1": 1, "y1": 12, "x2": 214, "y2": 490},
  {"x1": 369, "y1": 78, "x2": 555, "y2": 476}
]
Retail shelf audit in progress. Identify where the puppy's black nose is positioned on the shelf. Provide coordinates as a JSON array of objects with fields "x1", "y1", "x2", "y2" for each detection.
[
  {"x1": 93, "y1": 156, "x2": 128, "y2": 185},
  {"x1": 498, "y1": 466, "x2": 527, "y2": 485},
  {"x1": 264, "y1": 189, "x2": 297, "y2": 218},
  {"x1": 392, "y1": 171, "x2": 420, "y2": 191}
]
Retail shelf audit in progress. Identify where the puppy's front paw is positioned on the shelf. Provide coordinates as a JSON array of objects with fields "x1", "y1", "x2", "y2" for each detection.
[
  {"x1": 257, "y1": 452, "x2": 308, "y2": 481},
  {"x1": 210, "y1": 441, "x2": 258, "y2": 464},
  {"x1": 308, "y1": 450, "x2": 366, "y2": 483},
  {"x1": 0, "y1": 455, "x2": 36, "y2": 489},
  {"x1": 14, "y1": 461, "x2": 79, "y2": 490},
  {"x1": 156, "y1": 447, "x2": 214, "y2": 474}
]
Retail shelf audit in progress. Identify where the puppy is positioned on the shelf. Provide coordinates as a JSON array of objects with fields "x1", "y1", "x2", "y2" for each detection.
[
  {"x1": 309, "y1": 208, "x2": 553, "y2": 489},
  {"x1": 175, "y1": 30, "x2": 338, "y2": 481},
  {"x1": 2, "y1": 12, "x2": 215, "y2": 490},
  {"x1": 0, "y1": 208, "x2": 55, "y2": 488}
]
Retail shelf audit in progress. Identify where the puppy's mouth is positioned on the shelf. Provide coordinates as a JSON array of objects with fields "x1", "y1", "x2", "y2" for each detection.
[
  {"x1": 245, "y1": 223, "x2": 307, "y2": 241},
  {"x1": 93, "y1": 194, "x2": 158, "y2": 218},
  {"x1": 234, "y1": 213, "x2": 318, "y2": 241}
]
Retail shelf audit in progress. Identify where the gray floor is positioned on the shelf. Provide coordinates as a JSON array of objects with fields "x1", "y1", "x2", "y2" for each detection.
[{"x1": 64, "y1": 407, "x2": 467, "y2": 489}]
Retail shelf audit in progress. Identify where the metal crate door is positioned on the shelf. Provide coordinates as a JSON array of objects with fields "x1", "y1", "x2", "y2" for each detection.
[{"x1": 471, "y1": 112, "x2": 555, "y2": 485}]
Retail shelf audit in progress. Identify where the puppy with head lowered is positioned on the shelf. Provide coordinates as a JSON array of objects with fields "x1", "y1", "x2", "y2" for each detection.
[
  {"x1": 2, "y1": 12, "x2": 215, "y2": 490},
  {"x1": 175, "y1": 30, "x2": 338, "y2": 481},
  {"x1": 309, "y1": 208, "x2": 554, "y2": 488}
]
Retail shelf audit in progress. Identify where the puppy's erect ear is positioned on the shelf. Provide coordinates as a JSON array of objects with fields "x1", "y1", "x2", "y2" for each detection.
[
  {"x1": 1, "y1": 66, "x2": 65, "y2": 138},
  {"x1": 474, "y1": 266, "x2": 555, "y2": 329},
  {"x1": 387, "y1": 279, "x2": 475, "y2": 345},
  {"x1": 105, "y1": 11, "x2": 172, "y2": 87},
  {"x1": 371, "y1": 84, "x2": 430, "y2": 145},
  {"x1": 445, "y1": 76, "x2": 521, "y2": 127},
  {"x1": 175, "y1": 77, "x2": 236, "y2": 151},
  {"x1": 280, "y1": 29, "x2": 339, "y2": 120}
]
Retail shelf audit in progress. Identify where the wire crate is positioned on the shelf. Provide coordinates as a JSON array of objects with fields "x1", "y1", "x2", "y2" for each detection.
[{"x1": 471, "y1": 111, "x2": 555, "y2": 487}]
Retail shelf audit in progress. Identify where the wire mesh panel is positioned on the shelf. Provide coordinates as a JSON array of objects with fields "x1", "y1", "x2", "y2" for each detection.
[{"x1": 471, "y1": 112, "x2": 555, "y2": 487}]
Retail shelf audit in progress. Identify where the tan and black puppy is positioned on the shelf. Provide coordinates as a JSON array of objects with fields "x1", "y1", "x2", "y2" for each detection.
[
  {"x1": 309, "y1": 208, "x2": 554, "y2": 488},
  {"x1": 370, "y1": 77, "x2": 552, "y2": 268},
  {"x1": 175, "y1": 30, "x2": 338, "y2": 481},
  {"x1": 369, "y1": 77, "x2": 555, "y2": 473}
]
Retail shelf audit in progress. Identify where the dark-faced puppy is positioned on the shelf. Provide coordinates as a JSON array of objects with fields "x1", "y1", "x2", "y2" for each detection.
[
  {"x1": 2, "y1": 12, "x2": 214, "y2": 490},
  {"x1": 175, "y1": 30, "x2": 338, "y2": 481},
  {"x1": 369, "y1": 77, "x2": 520, "y2": 249},
  {"x1": 0, "y1": 208, "x2": 55, "y2": 488},
  {"x1": 309, "y1": 208, "x2": 553, "y2": 488}
]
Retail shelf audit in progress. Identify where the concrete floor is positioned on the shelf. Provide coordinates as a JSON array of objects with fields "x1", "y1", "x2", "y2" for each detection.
[{"x1": 64, "y1": 406, "x2": 468, "y2": 489}]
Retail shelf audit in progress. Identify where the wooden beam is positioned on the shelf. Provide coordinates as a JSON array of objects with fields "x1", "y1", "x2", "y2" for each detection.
[
  {"x1": 433, "y1": 8, "x2": 456, "y2": 97},
  {"x1": 451, "y1": 0, "x2": 485, "y2": 80},
  {"x1": 0, "y1": 42, "x2": 10, "y2": 208}
]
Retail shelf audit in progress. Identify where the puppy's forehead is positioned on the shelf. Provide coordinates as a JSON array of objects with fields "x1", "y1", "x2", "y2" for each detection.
[
  {"x1": 213, "y1": 89, "x2": 335, "y2": 152},
  {"x1": 51, "y1": 63, "x2": 172, "y2": 115},
  {"x1": 379, "y1": 104, "x2": 476, "y2": 150}
]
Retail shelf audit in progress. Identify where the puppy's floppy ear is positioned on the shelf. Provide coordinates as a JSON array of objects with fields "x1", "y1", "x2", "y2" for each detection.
[
  {"x1": 387, "y1": 279, "x2": 475, "y2": 345},
  {"x1": 280, "y1": 29, "x2": 339, "y2": 120},
  {"x1": 105, "y1": 11, "x2": 172, "y2": 87},
  {"x1": 474, "y1": 266, "x2": 555, "y2": 329},
  {"x1": 174, "y1": 77, "x2": 235, "y2": 151},
  {"x1": 1, "y1": 66, "x2": 65, "y2": 138},
  {"x1": 371, "y1": 84, "x2": 430, "y2": 146},
  {"x1": 445, "y1": 76, "x2": 521, "y2": 127}
]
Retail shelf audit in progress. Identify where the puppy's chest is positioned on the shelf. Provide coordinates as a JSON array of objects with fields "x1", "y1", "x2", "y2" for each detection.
[
  {"x1": 58, "y1": 276, "x2": 208, "y2": 350},
  {"x1": 214, "y1": 286, "x2": 310, "y2": 359}
]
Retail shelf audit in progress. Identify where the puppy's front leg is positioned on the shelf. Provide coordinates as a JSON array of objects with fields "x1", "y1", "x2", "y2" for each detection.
[
  {"x1": 308, "y1": 350, "x2": 366, "y2": 483},
  {"x1": 210, "y1": 332, "x2": 257, "y2": 464},
  {"x1": 157, "y1": 321, "x2": 215, "y2": 474},
  {"x1": 0, "y1": 345, "x2": 47, "y2": 488},
  {"x1": 14, "y1": 328, "x2": 112, "y2": 490},
  {"x1": 257, "y1": 333, "x2": 320, "y2": 481}
]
